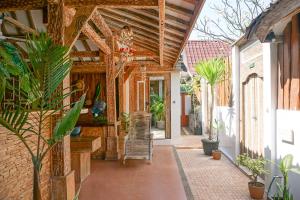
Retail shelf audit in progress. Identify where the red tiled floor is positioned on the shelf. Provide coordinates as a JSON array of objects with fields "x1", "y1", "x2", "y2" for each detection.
[{"x1": 79, "y1": 146, "x2": 187, "y2": 200}]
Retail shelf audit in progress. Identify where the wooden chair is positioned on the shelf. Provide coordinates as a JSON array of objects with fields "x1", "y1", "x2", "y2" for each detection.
[{"x1": 123, "y1": 111, "x2": 153, "y2": 164}]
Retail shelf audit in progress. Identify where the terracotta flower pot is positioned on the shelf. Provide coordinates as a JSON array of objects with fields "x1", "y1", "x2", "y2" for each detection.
[
  {"x1": 248, "y1": 182, "x2": 265, "y2": 199},
  {"x1": 212, "y1": 150, "x2": 221, "y2": 160},
  {"x1": 201, "y1": 138, "x2": 219, "y2": 155}
]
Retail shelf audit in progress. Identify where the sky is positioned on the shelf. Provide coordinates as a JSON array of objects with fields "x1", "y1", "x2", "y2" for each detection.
[{"x1": 189, "y1": 0, "x2": 272, "y2": 40}]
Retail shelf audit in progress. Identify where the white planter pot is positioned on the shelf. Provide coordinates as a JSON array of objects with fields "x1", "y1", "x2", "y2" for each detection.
[{"x1": 156, "y1": 121, "x2": 165, "y2": 129}]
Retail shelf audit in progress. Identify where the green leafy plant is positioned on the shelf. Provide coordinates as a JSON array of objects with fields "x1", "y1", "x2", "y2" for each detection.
[
  {"x1": 0, "y1": 33, "x2": 86, "y2": 200},
  {"x1": 236, "y1": 154, "x2": 268, "y2": 185},
  {"x1": 195, "y1": 58, "x2": 225, "y2": 140},
  {"x1": 150, "y1": 94, "x2": 165, "y2": 121},
  {"x1": 274, "y1": 154, "x2": 299, "y2": 200}
]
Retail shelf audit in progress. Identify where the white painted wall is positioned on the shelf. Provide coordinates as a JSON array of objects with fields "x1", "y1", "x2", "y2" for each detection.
[
  {"x1": 216, "y1": 106, "x2": 237, "y2": 161},
  {"x1": 171, "y1": 71, "x2": 181, "y2": 139},
  {"x1": 217, "y1": 46, "x2": 240, "y2": 160},
  {"x1": 262, "y1": 43, "x2": 277, "y2": 187},
  {"x1": 275, "y1": 110, "x2": 300, "y2": 199}
]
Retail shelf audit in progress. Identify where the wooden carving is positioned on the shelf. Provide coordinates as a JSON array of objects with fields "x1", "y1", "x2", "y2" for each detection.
[{"x1": 64, "y1": 6, "x2": 97, "y2": 48}]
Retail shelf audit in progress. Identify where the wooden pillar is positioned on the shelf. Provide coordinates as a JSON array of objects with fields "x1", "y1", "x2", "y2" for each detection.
[
  {"x1": 47, "y1": 1, "x2": 75, "y2": 199},
  {"x1": 165, "y1": 73, "x2": 171, "y2": 139},
  {"x1": 105, "y1": 37, "x2": 119, "y2": 160},
  {"x1": 118, "y1": 67, "x2": 126, "y2": 158}
]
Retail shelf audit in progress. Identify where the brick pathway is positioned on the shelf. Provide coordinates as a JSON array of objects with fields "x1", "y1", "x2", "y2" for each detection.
[{"x1": 176, "y1": 149, "x2": 253, "y2": 200}]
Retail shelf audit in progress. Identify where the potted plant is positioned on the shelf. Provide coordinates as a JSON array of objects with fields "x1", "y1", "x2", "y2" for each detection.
[
  {"x1": 212, "y1": 119, "x2": 223, "y2": 160},
  {"x1": 0, "y1": 33, "x2": 85, "y2": 200},
  {"x1": 268, "y1": 154, "x2": 299, "y2": 200},
  {"x1": 150, "y1": 94, "x2": 165, "y2": 129},
  {"x1": 236, "y1": 154, "x2": 268, "y2": 199},
  {"x1": 195, "y1": 58, "x2": 225, "y2": 155}
]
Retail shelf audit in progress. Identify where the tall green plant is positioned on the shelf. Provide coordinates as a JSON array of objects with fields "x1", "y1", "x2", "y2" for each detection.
[
  {"x1": 195, "y1": 58, "x2": 225, "y2": 140},
  {"x1": 0, "y1": 33, "x2": 86, "y2": 200},
  {"x1": 150, "y1": 94, "x2": 165, "y2": 121}
]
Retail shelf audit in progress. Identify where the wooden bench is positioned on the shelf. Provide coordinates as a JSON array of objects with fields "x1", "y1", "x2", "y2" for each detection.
[{"x1": 70, "y1": 136, "x2": 101, "y2": 183}]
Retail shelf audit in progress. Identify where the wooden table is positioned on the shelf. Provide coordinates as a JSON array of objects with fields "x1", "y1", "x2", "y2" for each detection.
[{"x1": 70, "y1": 136, "x2": 101, "y2": 183}]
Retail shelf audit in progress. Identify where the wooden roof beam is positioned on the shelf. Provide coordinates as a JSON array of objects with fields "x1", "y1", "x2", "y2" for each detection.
[
  {"x1": 159, "y1": 0, "x2": 165, "y2": 66},
  {"x1": 166, "y1": 2, "x2": 193, "y2": 18},
  {"x1": 92, "y1": 11, "x2": 113, "y2": 38},
  {"x1": 64, "y1": 6, "x2": 97, "y2": 48},
  {"x1": 0, "y1": 0, "x2": 158, "y2": 11},
  {"x1": 65, "y1": 0, "x2": 158, "y2": 8},
  {"x1": 82, "y1": 25, "x2": 111, "y2": 55},
  {"x1": 71, "y1": 62, "x2": 106, "y2": 73},
  {"x1": 4, "y1": 16, "x2": 38, "y2": 35},
  {"x1": 70, "y1": 50, "x2": 100, "y2": 57}
]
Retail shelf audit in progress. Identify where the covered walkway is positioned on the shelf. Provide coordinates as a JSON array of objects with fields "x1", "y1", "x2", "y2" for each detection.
[{"x1": 79, "y1": 146, "x2": 186, "y2": 200}]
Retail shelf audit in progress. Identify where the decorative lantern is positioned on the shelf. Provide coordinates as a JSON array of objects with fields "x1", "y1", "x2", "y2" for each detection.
[{"x1": 116, "y1": 26, "x2": 134, "y2": 63}]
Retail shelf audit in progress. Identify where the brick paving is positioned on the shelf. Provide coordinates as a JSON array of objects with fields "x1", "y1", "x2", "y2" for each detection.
[{"x1": 176, "y1": 149, "x2": 253, "y2": 200}]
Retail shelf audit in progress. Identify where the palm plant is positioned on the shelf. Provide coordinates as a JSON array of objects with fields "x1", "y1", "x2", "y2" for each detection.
[
  {"x1": 0, "y1": 33, "x2": 86, "y2": 200},
  {"x1": 195, "y1": 58, "x2": 225, "y2": 140}
]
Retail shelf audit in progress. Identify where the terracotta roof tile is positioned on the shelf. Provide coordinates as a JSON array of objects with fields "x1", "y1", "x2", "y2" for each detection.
[{"x1": 184, "y1": 40, "x2": 231, "y2": 74}]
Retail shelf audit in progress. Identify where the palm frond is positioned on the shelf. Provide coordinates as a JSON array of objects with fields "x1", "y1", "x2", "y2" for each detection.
[
  {"x1": 26, "y1": 33, "x2": 72, "y2": 102},
  {"x1": 52, "y1": 94, "x2": 86, "y2": 142},
  {"x1": 0, "y1": 106, "x2": 29, "y2": 133},
  {"x1": 195, "y1": 58, "x2": 225, "y2": 87}
]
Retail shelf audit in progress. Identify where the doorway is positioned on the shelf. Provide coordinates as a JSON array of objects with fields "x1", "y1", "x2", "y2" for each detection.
[{"x1": 149, "y1": 77, "x2": 166, "y2": 139}]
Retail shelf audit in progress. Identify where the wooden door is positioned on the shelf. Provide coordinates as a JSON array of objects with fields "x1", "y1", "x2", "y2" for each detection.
[
  {"x1": 240, "y1": 41, "x2": 264, "y2": 158},
  {"x1": 137, "y1": 81, "x2": 146, "y2": 111},
  {"x1": 241, "y1": 74, "x2": 264, "y2": 157}
]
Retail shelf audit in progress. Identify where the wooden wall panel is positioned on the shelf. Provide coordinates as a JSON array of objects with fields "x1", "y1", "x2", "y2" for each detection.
[
  {"x1": 283, "y1": 23, "x2": 292, "y2": 109},
  {"x1": 278, "y1": 13, "x2": 300, "y2": 110},
  {"x1": 290, "y1": 15, "x2": 300, "y2": 109},
  {"x1": 217, "y1": 57, "x2": 232, "y2": 106}
]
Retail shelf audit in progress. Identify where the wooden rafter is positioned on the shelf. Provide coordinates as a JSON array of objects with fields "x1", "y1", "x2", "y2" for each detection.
[
  {"x1": 131, "y1": 64, "x2": 175, "y2": 73},
  {"x1": 4, "y1": 16, "x2": 38, "y2": 35},
  {"x1": 0, "y1": 0, "x2": 158, "y2": 11},
  {"x1": 100, "y1": 10, "x2": 159, "y2": 35},
  {"x1": 159, "y1": 0, "x2": 165, "y2": 65},
  {"x1": 92, "y1": 11, "x2": 113, "y2": 38},
  {"x1": 64, "y1": 6, "x2": 97, "y2": 48},
  {"x1": 70, "y1": 50, "x2": 100, "y2": 57},
  {"x1": 82, "y1": 40, "x2": 95, "y2": 61},
  {"x1": 166, "y1": 2, "x2": 193, "y2": 18},
  {"x1": 173, "y1": 0, "x2": 205, "y2": 66},
  {"x1": 124, "y1": 64, "x2": 137, "y2": 82},
  {"x1": 82, "y1": 25, "x2": 111, "y2": 55},
  {"x1": 71, "y1": 62, "x2": 106, "y2": 73}
]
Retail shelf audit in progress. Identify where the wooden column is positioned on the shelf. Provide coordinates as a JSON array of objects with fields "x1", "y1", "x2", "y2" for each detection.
[
  {"x1": 47, "y1": 1, "x2": 75, "y2": 199},
  {"x1": 105, "y1": 37, "x2": 119, "y2": 160},
  {"x1": 164, "y1": 73, "x2": 171, "y2": 139},
  {"x1": 118, "y1": 67, "x2": 126, "y2": 159}
]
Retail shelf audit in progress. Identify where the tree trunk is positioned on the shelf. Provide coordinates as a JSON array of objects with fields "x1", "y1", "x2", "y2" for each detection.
[
  {"x1": 33, "y1": 165, "x2": 42, "y2": 200},
  {"x1": 209, "y1": 85, "x2": 214, "y2": 140}
]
